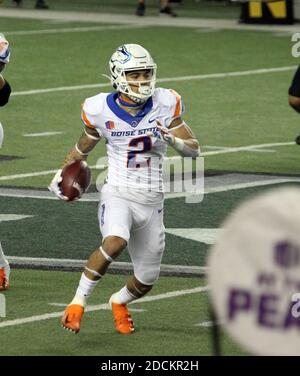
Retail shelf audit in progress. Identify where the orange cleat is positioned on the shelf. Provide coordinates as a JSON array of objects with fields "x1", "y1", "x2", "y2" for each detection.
[
  {"x1": 109, "y1": 297, "x2": 135, "y2": 335},
  {"x1": 0, "y1": 267, "x2": 9, "y2": 291},
  {"x1": 61, "y1": 304, "x2": 84, "y2": 333}
]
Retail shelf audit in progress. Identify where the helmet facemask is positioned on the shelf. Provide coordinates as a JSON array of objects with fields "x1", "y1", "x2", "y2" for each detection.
[{"x1": 118, "y1": 68, "x2": 156, "y2": 104}]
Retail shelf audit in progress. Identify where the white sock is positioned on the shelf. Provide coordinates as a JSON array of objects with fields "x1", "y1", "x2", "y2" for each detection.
[
  {"x1": 70, "y1": 273, "x2": 100, "y2": 307},
  {"x1": 0, "y1": 242, "x2": 9, "y2": 271},
  {"x1": 111, "y1": 286, "x2": 138, "y2": 305}
]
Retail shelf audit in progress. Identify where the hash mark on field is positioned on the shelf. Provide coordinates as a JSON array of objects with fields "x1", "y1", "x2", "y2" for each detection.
[
  {"x1": 0, "y1": 214, "x2": 34, "y2": 222},
  {"x1": 0, "y1": 286, "x2": 208, "y2": 329},
  {"x1": 195, "y1": 320, "x2": 223, "y2": 327}
]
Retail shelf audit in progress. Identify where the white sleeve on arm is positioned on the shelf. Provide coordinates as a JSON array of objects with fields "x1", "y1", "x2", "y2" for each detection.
[
  {"x1": 165, "y1": 89, "x2": 185, "y2": 128},
  {"x1": 81, "y1": 100, "x2": 102, "y2": 139}
]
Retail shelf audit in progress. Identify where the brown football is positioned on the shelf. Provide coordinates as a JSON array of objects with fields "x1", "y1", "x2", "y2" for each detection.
[{"x1": 60, "y1": 160, "x2": 91, "y2": 201}]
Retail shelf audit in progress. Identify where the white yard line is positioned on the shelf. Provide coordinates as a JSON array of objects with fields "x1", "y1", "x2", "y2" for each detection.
[
  {"x1": 12, "y1": 83, "x2": 110, "y2": 96},
  {"x1": 0, "y1": 164, "x2": 103, "y2": 181},
  {"x1": 201, "y1": 141, "x2": 295, "y2": 157},
  {"x1": 0, "y1": 169, "x2": 57, "y2": 181},
  {"x1": 11, "y1": 66, "x2": 297, "y2": 97},
  {"x1": 4, "y1": 24, "x2": 145, "y2": 36},
  {"x1": 0, "y1": 285, "x2": 208, "y2": 329},
  {"x1": 165, "y1": 177, "x2": 300, "y2": 199},
  {"x1": 23, "y1": 131, "x2": 64, "y2": 137},
  {"x1": 205, "y1": 178, "x2": 300, "y2": 194},
  {"x1": 0, "y1": 141, "x2": 295, "y2": 182},
  {"x1": 48, "y1": 303, "x2": 74, "y2": 307},
  {"x1": 203, "y1": 145, "x2": 275, "y2": 153},
  {"x1": 245, "y1": 149, "x2": 275, "y2": 153},
  {"x1": 48, "y1": 303, "x2": 145, "y2": 312}
]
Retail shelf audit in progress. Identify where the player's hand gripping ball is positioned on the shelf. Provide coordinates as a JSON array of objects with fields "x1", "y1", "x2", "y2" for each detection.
[{"x1": 60, "y1": 160, "x2": 91, "y2": 201}]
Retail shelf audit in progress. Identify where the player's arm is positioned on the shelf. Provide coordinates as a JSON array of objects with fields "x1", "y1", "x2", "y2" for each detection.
[
  {"x1": 0, "y1": 63, "x2": 5, "y2": 87},
  {"x1": 0, "y1": 34, "x2": 11, "y2": 106},
  {"x1": 154, "y1": 117, "x2": 200, "y2": 158},
  {"x1": 0, "y1": 73, "x2": 11, "y2": 107},
  {"x1": 288, "y1": 65, "x2": 300, "y2": 113},
  {"x1": 61, "y1": 127, "x2": 101, "y2": 168},
  {"x1": 288, "y1": 95, "x2": 300, "y2": 113},
  {"x1": 168, "y1": 117, "x2": 199, "y2": 157},
  {"x1": 0, "y1": 51, "x2": 11, "y2": 107}
]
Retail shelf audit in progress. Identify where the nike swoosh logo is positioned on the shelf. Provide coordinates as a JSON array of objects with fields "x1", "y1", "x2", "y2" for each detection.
[{"x1": 148, "y1": 118, "x2": 156, "y2": 123}]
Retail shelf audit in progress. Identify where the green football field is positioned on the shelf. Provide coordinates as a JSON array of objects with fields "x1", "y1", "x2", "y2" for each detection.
[
  {"x1": 0, "y1": 8, "x2": 300, "y2": 356},
  {"x1": 0, "y1": 269, "x2": 248, "y2": 356}
]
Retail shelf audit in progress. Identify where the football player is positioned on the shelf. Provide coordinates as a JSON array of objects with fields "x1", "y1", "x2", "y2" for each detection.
[
  {"x1": 0, "y1": 33, "x2": 11, "y2": 291},
  {"x1": 49, "y1": 44, "x2": 200, "y2": 334}
]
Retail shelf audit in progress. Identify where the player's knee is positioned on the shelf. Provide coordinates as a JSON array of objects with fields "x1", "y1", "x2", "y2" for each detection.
[
  {"x1": 289, "y1": 95, "x2": 300, "y2": 113},
  {"x1": 135, "y1": 268, "x2": 161, "y2": 287},
  {"x1": 102, "y1": 236, "x2": 127, "y2": 259}
]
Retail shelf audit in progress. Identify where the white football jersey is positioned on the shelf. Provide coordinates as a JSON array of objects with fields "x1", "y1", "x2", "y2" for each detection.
[{"x1": 81, "y1": 87, "x2": 184, "y2": 203}]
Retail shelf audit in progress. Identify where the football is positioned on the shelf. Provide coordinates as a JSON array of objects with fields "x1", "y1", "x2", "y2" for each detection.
[{"x1": 60, "y1": 160, "x2": 91, "y2": 201}]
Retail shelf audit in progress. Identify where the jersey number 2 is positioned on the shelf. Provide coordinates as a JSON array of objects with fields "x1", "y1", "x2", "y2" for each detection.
[{"x1": 127, "y1": 136, "x2": 152, "y2": 168}]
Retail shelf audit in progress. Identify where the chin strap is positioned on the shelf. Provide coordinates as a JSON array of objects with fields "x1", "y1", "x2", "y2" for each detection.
[
  {"x1": 126, "y1": 93, "x2": 147, "y2": 106},
  {"x1": 117, "y1": 95, "x2": 144, "y2": 108}
]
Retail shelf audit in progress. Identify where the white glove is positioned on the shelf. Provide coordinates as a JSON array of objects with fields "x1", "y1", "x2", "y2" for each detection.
[
  {"x1": 0, "y1": 34, "x2": 10, "y2": 64},
  {"x1": 146, "y1": 122, "x2": 175, "y2": 146},
  {"x1": 48, "y1": 169, "x2": 68, "y2": 200}
]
